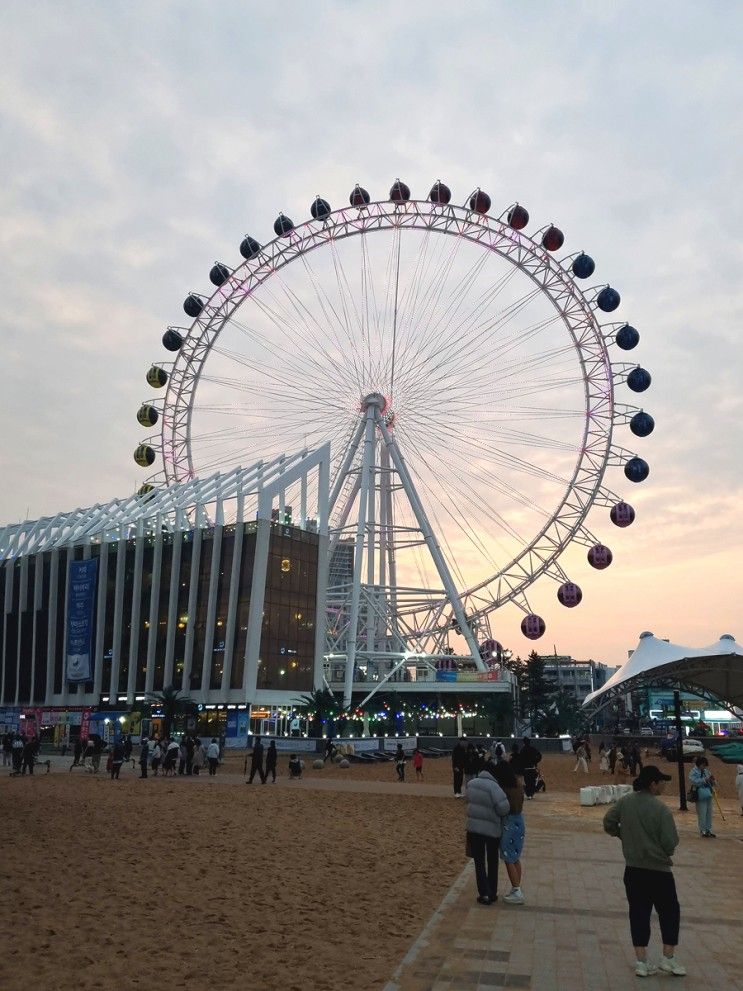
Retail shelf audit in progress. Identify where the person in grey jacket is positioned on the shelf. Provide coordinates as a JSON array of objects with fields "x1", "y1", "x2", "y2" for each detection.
[{"x1": 465, "y1": 761, "x2": 511, "y2": 904}]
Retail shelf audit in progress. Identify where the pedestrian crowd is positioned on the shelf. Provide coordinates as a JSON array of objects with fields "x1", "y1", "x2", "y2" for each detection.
[{"x1": 2, "y1": 730, "x2": 40, "y2": 775}]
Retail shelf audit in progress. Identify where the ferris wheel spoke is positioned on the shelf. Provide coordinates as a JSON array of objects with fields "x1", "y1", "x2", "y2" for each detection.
[
  {"x1": 264, "y1": 272, "x2": 366, "y2": 393},
  {"x1": 398, "y1": 428, "x2": 510, "y2": 571},
  {"x1": 298, "y1": 247, "x2": 369, "y2": 390},
  {"x1": 397, "y1": 282, "x2": 546, "y2": 392}
]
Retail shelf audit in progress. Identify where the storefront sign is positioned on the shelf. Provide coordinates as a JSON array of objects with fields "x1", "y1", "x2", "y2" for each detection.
[
  {"x1": 435, "y1": 669, "x2": 503, "y2": 683},
  {"x1": 66, "y1": 558, "x2": 98, "y2": 682}
]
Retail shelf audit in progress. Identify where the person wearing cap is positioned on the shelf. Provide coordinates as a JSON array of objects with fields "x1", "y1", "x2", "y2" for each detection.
[{"x1": 603, "y1": 765, "x2": 685, "y2": 978}]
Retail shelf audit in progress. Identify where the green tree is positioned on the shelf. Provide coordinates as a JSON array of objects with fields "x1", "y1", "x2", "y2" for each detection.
[
  {"x1": 146, "y1": 684, "x2": 197, "y2": 739},
  {"x1": 505, "y1": 651, "x2": 559, "y2": 735}
]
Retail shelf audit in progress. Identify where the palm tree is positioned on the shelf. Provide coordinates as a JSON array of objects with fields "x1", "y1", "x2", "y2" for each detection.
[
  {"x1": 146, "y1": 684, "x2": 197, "y2": 739},
  {"x1": 294, "y1": 688, "x2": 341, "y2": 738}
]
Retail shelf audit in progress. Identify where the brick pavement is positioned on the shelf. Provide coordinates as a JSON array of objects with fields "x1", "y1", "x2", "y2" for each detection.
[{"x1": 384, "y1": 793, "x2": 743, "y2": 991}]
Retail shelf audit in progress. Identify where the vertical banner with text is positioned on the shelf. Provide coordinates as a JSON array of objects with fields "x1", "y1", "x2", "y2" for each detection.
[{"x1": 66, "y1": 558, "x2": 98, "y2": 683}]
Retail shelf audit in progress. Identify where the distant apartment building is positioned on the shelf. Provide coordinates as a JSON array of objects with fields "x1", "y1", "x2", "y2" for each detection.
[{"x1": 539, "y1": 654, "x2": 618, "y2": 704}]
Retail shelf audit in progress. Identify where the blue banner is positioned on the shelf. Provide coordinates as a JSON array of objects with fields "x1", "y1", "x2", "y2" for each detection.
[{"x1": 66, "y1": 558, "x2": 98, "y2": 683}]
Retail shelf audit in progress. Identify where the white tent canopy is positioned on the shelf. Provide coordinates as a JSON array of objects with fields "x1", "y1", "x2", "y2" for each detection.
[{"x1": 583, "y1": 633, "x2": 743, "y2": 714}]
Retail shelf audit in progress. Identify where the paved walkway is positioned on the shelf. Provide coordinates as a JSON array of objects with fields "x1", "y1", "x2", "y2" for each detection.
[{"x1": 384, "y1": 793, "x2": 743, "y2": 991}]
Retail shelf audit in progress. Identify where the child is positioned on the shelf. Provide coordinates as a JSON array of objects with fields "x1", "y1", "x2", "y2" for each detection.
[
  {"x1": 288, "y1": 754, "x2": 302, "y2": 779},
  {"x1": 412, "y1": 748, "x2": 423, "y2": 781},
  {"x1": 394, "y1": 744, "x2": 406, "y2": 782}
]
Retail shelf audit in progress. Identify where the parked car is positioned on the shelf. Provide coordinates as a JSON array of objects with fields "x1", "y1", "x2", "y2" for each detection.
[{"x1": 663, "y1": 737, "x2": 705, "y2": 762}]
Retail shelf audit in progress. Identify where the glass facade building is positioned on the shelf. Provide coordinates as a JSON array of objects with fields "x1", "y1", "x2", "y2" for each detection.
[{"x1": 0, "y1": 523, "x2": 319, "y2": 708}]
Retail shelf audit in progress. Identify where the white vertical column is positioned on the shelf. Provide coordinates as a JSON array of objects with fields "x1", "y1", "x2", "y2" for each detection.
[
  {"x1": 1, "y1": 561, "x2": 13, "y2": 704},
  {"x1": 163, "y1": 510, "x2": 184, "y2": 688},
  {"x1": 343, "y1": 406, "x2": 376, "y2": 708},
  {"x1": 108, "y1": 538, "x2": 127, "y2": 700},
  {"x1": 14, "y1": 555, "x2": 28, "y2": 705},
  {"x1": 93, "y1": 542, "x2": 108, "y2": 702},
  {"x1": 30, "y1": 552, "x2": 43, "y2": 703},
  {"x1": 221, "y1": 491, "x2": 244, "y2": 695},
  {"x1": 200, "y1": 521, "x2": 223, "y2": 695},
  {"x1": 243, "y1": 515, "x2": 271, "y2": 704},
  {"x1": 60, "y1": 546, "x2": 73, "y2": 702},
  {"x1": 313, "y1": 453, "x2": 331, "y2": 691},
  {"x1": 181, "y1": 520, "x2": 203, "y2": 695},
  {"x1": 45, "y1": 549, "x2": 59, "y2": 705},
  {"x1": 126, "y1": 519, "x2": 145, "y2": 704},
  {"x1": 144, "y1": 518, "x2": 164, "y2": 696}
]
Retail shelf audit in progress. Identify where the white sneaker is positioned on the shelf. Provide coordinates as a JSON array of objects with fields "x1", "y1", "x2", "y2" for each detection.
[
  {"x1": 659, "y1": 956, "x2": 686, "y2": 976},
  {"x1": 502, "y1": 888, "x2": 525, "y2": 905},
  {"x1": 635, "y1": 961, "x2": 658, "y2": 978},
  {"x1": 454, "y1": 793, "x2": 463, "y2": 798}
]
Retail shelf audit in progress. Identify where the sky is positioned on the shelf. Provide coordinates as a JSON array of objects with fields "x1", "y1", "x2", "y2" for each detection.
[{"x1": 0, "y1": 0, "x2": 741, "y2": 668}]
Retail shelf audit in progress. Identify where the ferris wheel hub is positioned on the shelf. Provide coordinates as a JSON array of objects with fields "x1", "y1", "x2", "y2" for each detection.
[{"x1": 360, "y1": 391, "x2": 387, "y2": 410}]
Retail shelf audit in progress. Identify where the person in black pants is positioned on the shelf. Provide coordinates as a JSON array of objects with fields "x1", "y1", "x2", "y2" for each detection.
[
  {"x1": 465, "y1": 761, "x2": 511, "y2": 904},
  {"x1": 603, "y1": 765, "x2": 686, "y2": 978},
  {"x1": 247, "y1": 736, "x2": 266, "y2": 783},
  {"x1": 451, "y1": 737, "x2": 467, "y2": 797},
  {"x1": 139, "y1": 738, "x2": 149, "y2": 779},
  {"x1": 21, "y1": 737, "x2": 35, "y2": 775},
  {"x1": 520, "y1": 737, "x2": 542, "y2": 799},
  {"x1": 265, "y1": 741, "x2": 277, "y2": 783}
]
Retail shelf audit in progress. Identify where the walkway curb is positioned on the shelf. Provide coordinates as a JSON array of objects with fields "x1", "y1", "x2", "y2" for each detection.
[{"x1": 382, "y1": 858, "x2": 473, "y2": 991}]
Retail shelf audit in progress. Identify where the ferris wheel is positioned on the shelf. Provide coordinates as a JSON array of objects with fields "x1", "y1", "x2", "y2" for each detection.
[{"x1": 134, "y1": 179, "x2": 652, "y2": 694}]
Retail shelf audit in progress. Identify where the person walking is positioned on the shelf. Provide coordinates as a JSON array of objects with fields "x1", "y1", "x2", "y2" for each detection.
[
  {"x1": 265, "y1": 740, "x2": 278, "y2": 783},
  {"x1": 192, "y1": 738, "x2": 205, "y2": 775},
  {"x1": 520, "y1": 737, "x2": 542, "y2": 799},
  {"x1": 21, "y1": 736, "x2": 35, "y2": 775},
  {"x1": 110, "y1": 739, "x2": 124, "y2": 779},
  {"x1": 394, "y1": 744, "x2": 406, "y2": 782},
  {"x1": 139, "y1": 737, "x2": 150, "y2": 779},
  {"x1": 206, "y1": 738, "x2": 220, "y2": 775},
  {"x1": 573, "y1": 740, "x2": 589, "y2": 774},
  {"x1": 150, "y1": 741, "x2": 162, "y2": 776},
  {"x1": 689, "y1": 755, "x2": 716, "y2": 838},
  {"x1": 603, "y1": 765, "x2": 686, "y2": 978},
  {"x1": 2, "y1": 731, "x2": 12, "y2": 766},
  {"x1": 465, "y1": 760, "x2": 510, "y2": 905},
  {"x1": 599, "y1": 744, "x2": 610, "y2": 774},
  {"x1": 247, "y1": 736, "x2": 266, "y2": 783},
  {"x1": 492, "y1": 761, "x2": 526, "y2": 905},
  {"x1": 185, "y1": 734, "x2": 195, "y2": 775},
  {"x1": 412, "y1": 748, "x2": 423, "y2": 780},
  {"x1": 509, "y1": 742, "x2": 524, "y2": 782},
  {"x1": 608, "y1": 742, "x2": 618, "y2": 775},
  {"x1": 178, "y1": 739, "x2": 188, "y2": 776},
  {"x1": 451, "y1": 736, "x2": 467, "y2": 798},
  {"x1": 464, "y1": 743, "x2": 479, "y2": 786},
  {"x1": 11, "y1": 734, "x2": 25, "y2": 774}
]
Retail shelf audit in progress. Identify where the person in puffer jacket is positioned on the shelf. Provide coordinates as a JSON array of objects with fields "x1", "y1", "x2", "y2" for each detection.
[{"x1": 465, "y1": 761, "x2": 511, "y2": 904}]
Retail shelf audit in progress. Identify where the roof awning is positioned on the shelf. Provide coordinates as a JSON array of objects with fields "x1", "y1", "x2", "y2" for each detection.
[{"x1": 582, "y1": 633, "x2": 743, "y2": 715}]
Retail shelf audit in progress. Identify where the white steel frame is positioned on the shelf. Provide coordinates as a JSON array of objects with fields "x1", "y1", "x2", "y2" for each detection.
[{"x1": 0, "y1": 447, "x2": 330, "y2": 709}]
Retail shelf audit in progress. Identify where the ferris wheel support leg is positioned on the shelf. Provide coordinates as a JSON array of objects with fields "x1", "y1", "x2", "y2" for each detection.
[
  {"x1": 366, "y1": 438, "x2": 377, "y2": 655},
  {"x1": 343, "y1": 407, "x2": 376, "y2": 709},
  {"x1": 380, "y1": 442, "x2": 399, "y2": 649},
  {"x1": 376, "y1": 414, "x2": 486, "y2": 672},
  {"x1": 328, "y1": 417, "x2": 367, "y2": 514}
]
